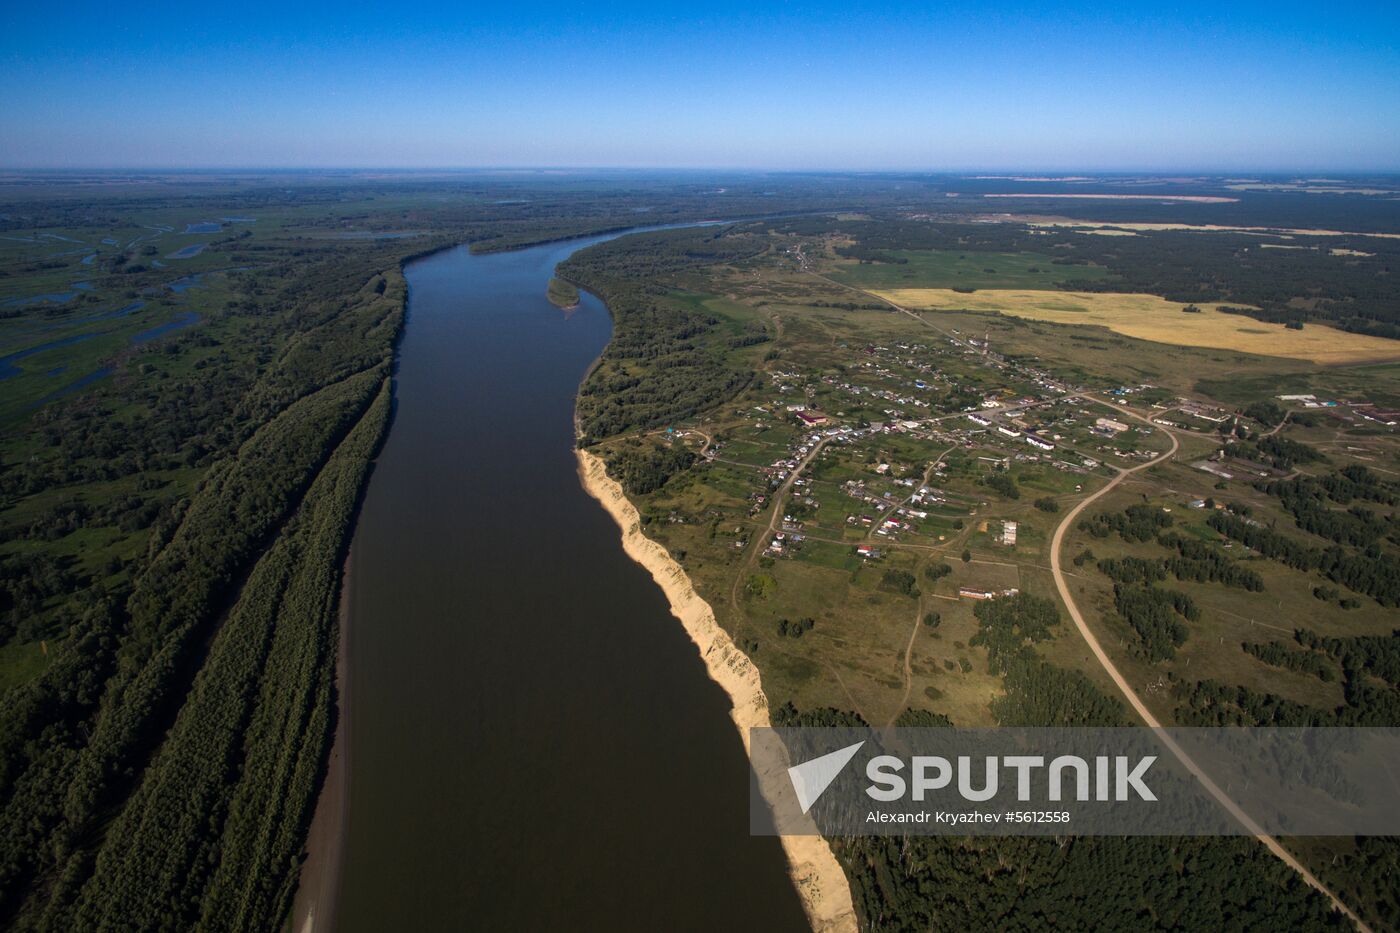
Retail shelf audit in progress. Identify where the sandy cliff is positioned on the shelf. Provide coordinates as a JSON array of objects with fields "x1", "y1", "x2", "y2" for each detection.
[{"x1": 577, "y1": 449, "x2": 857, "y2": 933}]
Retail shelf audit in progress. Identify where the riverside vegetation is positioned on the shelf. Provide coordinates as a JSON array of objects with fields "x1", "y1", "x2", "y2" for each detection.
[
  {"x1": 2, "y1": 172, "x2": 1399, "y2": 929},
  {"x1": 0, "y1": 173, "x2": 892, "y2": 928}
]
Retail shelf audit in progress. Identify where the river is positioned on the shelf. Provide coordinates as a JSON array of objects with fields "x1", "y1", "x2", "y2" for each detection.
[{"x1": 327, "y1": 231, "x2": 808, "y2": 930}]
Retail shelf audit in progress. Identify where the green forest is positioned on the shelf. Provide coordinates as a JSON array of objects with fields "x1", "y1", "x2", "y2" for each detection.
[
  {"x1": 0, "y1": 177, "x2": 861, "y2": 929},
  {"x1": 2, "y1": 172, "x2": 1398, "y2": 931}
]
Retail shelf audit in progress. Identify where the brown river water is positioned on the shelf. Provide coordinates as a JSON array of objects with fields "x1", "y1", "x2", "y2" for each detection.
[{"x1": 328, "y1": 231, "x2": 808, "y2": 931}]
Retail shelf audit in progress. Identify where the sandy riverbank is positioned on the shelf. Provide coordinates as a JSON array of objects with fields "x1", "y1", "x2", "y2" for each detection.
[
  {"x1": 577, "y1": 449, "x2": 857, "y2": 933},
  {"x1": 289, "y1": 551, "x2": 353, "y2": 933}
]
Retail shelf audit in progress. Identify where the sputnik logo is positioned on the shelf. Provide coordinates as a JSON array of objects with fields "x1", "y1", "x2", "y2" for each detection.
[{"x1": 787, "y1": 741, "x2": 865, "y2": 814}]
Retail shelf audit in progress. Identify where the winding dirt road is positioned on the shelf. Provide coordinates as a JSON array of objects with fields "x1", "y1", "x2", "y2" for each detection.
[
  {"x1": 1048, "y1": 401, "x2": 1367, "y2": 931},
  {"x1": 793, "y1": 261, "x2": 1364, "y2": 924}
]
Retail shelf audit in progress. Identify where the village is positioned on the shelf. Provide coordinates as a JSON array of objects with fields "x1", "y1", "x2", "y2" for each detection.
[{"x1": 640, "y1": 270, "x2": 1397, "y2": 623}]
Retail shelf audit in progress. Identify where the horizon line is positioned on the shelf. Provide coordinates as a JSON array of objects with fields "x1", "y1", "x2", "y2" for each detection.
[{"x1": 3, "y1": 165, "x2": 1400, "y2": 177}]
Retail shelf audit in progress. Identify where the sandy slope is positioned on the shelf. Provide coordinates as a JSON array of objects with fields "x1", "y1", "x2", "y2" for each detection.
[{"x1": 577, "y1": 449, "x2": 857, "y2": 933}]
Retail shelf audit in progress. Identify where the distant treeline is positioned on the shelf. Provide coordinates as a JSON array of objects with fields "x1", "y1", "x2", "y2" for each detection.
[
  {"x1": 562, "y1": 227, "x2": 769, "y2": 444},
  {"x1": 770, "y1": 213, "x2": 1400, "y2": 337}
]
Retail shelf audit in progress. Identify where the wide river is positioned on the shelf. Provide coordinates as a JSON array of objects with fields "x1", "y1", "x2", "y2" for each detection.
[{"x1": 332, "y1": 231, "x2": 808, "y2": 930}]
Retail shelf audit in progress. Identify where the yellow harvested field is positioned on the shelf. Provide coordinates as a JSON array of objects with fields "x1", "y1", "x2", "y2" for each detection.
[{"x1": 870, "y1": 288, "x2": 1400, "y2": 365}]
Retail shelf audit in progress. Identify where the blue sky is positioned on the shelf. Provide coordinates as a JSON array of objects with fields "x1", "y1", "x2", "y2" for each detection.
[{"x1": 2, "y1": 1, "x2": 1398, "y2": 170}]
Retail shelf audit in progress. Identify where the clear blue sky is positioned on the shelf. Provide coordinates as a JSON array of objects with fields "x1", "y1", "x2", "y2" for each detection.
[{"x1": 2, "y1": 0, "x2": 1398, "y2": 171}]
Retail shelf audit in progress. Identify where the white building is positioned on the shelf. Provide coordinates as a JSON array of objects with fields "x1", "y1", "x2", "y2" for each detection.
[{"x1": 1000, "y1": 521, "x2": 1018, "y2": 545}]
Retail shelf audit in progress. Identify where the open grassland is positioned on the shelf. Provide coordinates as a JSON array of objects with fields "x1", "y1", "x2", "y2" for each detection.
[{"x1": 872, "y1": 288, "x2": 1400, "y2": 365}]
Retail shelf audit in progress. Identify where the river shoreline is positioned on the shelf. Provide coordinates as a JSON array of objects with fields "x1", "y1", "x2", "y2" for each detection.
[
  {"x1": 290, "y1": 550, "x2": 353, "y2": 933},
  {"x1": 294, "y1": 225, "x2": 821, "y2": 929},
  {"x1": 576, "y1": 449, "x2": 857, "y2": 932}
]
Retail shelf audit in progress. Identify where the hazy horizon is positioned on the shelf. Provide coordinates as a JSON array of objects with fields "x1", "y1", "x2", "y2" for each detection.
[
  {"x1": 4, "y1": 1, "x2": 1399, "y2": 172},
  {"x1": 4, "y1": 166, "x2": 1400, "y2": 176}
]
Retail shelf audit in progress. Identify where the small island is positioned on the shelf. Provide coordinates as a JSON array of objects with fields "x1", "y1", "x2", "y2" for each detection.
[{"x1": 547, "y1": 276, "x2": 580, "y2": 309}]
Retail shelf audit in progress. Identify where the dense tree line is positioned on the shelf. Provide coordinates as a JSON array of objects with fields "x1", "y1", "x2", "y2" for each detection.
[
  {"x1": 1243, "y1": 400, "x2": 1287, "y2": 428},
  {"x1": 1099, "y1": 555, "x2": 1169, "y2": 585},
  {"x1": 1183, "y1": 627, "x2": 1400, "y2": 730},
  {"x1": 1113, "y1": 584, "x2": 1194, "y2": 662},
  {"x1": 834, "y1": 834, "x2": 1345, "y2": 931},
  {"x1": 1296, "y1": 628, "x2": 1400, "y2": 688},
  {"x1": 1310, "y1": 465, "x2": 1396, "y2": 506},
  {"x1": 0, "y1": 554, "x2": 78, "y2": 643},
  {"x1": 893, "y1": 708, "x2": 952, "y2": 727},
  {"x1": 880, "y1": 569, "x2": 919, "y2": 597},
  {"x1": 1208, "y1": 511, "x2": 1400, "y2": 607},
  {"x1": 982, "y1": 472, "x2": 1020, "y2": 500},
  {"x1": 562, "y1": 227, "x2": 769, "y2": 444},
  {"x1": 964, "y1": 592, "x2": 1126, "y2": 726},
  {"x1": 968, "y1": 591, "x2": 1061, "y2": 666},
  {"x1": 770, "y1": 701, "x2": 865, "y2": 728},
  {"x1": 1176, "y1": 679, "x2": 1331, "y2": 727},
  {"x1": 1080, "y1": 503, "x2": 1173, "y2": 542},
  {"x1": 62, "y1": 379, "x2": 392, "y2": 931},
  {"x1": 1225, "y1": 435, "x2": 1325, "y2": 471},
  {"x1": 601, "y1": 441, "x2": 697, "y2": 495},
  {"x1": 1160, "y1": 533, "x2": 1265, "y2": 590},
  {"x1": 1242, "y1": 640, "x2": 1337, "y2": 682},
  {"x1": 1099, "y1": 539, "x2": 1264, "y2": 595},
  {"x1": 0, "y1": 249, "x2": 404, "y2": 928},
  {"x1": 1266, "y1": 470, "x2": 1396, "y2": 550}
]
